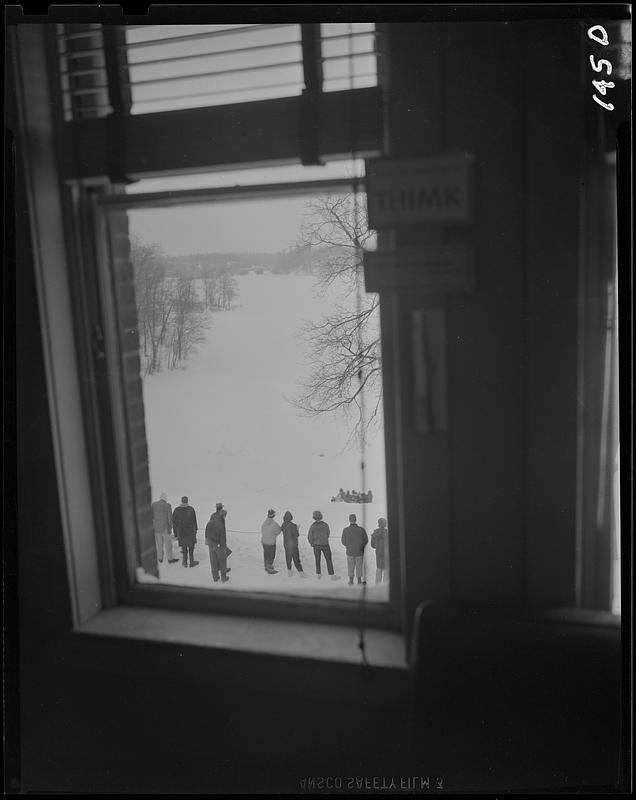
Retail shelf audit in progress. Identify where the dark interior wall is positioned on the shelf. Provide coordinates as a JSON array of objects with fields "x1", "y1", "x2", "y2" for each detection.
[
  {"x1": 410, "y1": 605, "x2": 623, "y2": 793},
  {"x1": 384, "y1": 21, "x2": 585, "y2": 620},
  {"x1": 524, "y1": 21, "x2": 584, "y2": 608},
  {"x1": 20, "y1": 645, "x2": 412, "y2": 794},
  {"x1": 444, "y1": 22, "x2": 528, "y2": 605},
  {"x1": 384, "y1": 22, "x2": 528, "y2": 616}
]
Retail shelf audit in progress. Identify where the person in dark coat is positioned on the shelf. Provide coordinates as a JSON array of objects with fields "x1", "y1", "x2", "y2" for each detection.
[
  {"x1": 307, "y1": 511, "x2": 340, "y2": 581},
  {"x1": 281, "y1": 511, "x2": 307, "y2": 578},
  {"x1": 371, "y1": 517, "x2": 388, "y2": 583},
  {"x1": 205, "y1": 502, "x2": 230, "y2": 583},
  {"x1": 172, "y1": 495, "x2": 199, "y2": 568},
  {"x1": 341, "y1": 513, "x2": 369, "y2": 585}
]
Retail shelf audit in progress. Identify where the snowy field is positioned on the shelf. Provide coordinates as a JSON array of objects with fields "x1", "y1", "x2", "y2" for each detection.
[{"x1": 141, "y1": 271, "x2": 389, "y2": 601}]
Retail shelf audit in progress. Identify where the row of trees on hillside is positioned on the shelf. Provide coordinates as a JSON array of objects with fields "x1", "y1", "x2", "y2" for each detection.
[
  {"x1": 131, "y1": 237, "x2": 239, "y2": 376},
  {"x1": 164, "y1": 245, "x2": 337, "y2": 278},
  {"x1": 166, "y1": 251, "x2": 277, "y2": 273}
]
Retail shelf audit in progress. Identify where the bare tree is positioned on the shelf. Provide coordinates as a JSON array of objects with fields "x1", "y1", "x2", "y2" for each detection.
[
  {"x1": 197, "y1": 261, "x2": 240, "y2": 311},
  {"x1": 131, "y1": 237, "x2": 211, "y2": 375},
  {"x1": 293, "y1": 194, "x2": 382, "y2": 444},
  {"x1": 167, "y1": 273, "x2": 209, "y2": 369},
  {"x1": 131, "y1": 237, "x2": 173, "y2": 374},
  {"x1": 218, "y1": 268, "x2": 239, "y2": 310},
  {"x1": 200, "y1": 263, "x2": 220, "y2": 310}
]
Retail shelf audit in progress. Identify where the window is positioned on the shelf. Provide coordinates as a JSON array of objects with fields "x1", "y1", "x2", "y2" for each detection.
[
  {"x1": 575, "y1": 112, "x2": 623, "y2": 616},
  {"x1": 602, "y1": 156, "x2": 620, "y2": 616},
  {"x1": 16, "y1": 15, "x2": 624, "y2": 640},
  {"x1": 14, "y1": 19, "x2": 395, "y2": 629},
  {"x1": 94, "y1": 176, "x2": 392, "y2": 615}
]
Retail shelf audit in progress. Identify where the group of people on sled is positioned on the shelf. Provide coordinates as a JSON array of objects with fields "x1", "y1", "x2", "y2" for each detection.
[{"x1": 330, "y1": 488, "x2": 374, "y2": 504}]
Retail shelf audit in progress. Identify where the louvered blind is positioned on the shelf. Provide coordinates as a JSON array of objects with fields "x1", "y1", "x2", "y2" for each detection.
[
  {"x1": 57, "y1": 23, "x2": 110, "y2": 121},
  {"x1": 321, "y1": 23, "x2": 378, "y2": 92},
  {"x1": 124, "y1": 24, "x2": 304, "y2": 114},
  {"x1": 57, "y1": 22, "x2": 379, "y2": 120}
]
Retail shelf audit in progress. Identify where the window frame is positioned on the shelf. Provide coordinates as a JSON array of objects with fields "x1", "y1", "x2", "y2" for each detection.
[
  {"x1": 574, "y1": 92, "x2": 624, "y2": 615},
  {"x1": 88, "y1": 181, "x2": 402, "y2": 630},
  {"x1": 12, "y1": 15, "x2": 625, "y2": 674},
  {"x1": 12, "y1": 20, "x2": 403, "y2": 638}
]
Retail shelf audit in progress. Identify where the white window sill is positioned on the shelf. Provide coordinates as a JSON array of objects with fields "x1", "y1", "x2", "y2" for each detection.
[
  {"x1": 78, "y1": 606, "x2": 408, "y2": 667},
  {"x1": 69, "y1": 606, "x2": 410, "y2": 708}
]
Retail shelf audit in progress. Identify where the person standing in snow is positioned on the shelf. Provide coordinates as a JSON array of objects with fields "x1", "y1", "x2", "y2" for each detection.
[
  {"x1": 205, "y1": 502, "x2": 230, "y2": 582},
  {"x1": 172, "y1": 495, "x2": 199, "y2": 568},
  {"x1": 261, "y1": 509, "x2": 281, "y2": 574},
  {"x1": 308, "y1": 511, "x2": 340, "y2": 581},
  {"x1": 220, "y1": 508, "x2": 232, "y2": 572},
  {"x1": 151, "y1": 492, "x2": 179, "y2": 564},
  {"x1": 371, "y1": 517, "x2": 389, "y2": 583},
  {"x1": 341, "y1": 513, "x2": 368, "y2": 586},
  {"x1": 281, "y1": 511, "x2": 307, "y2": 578}
]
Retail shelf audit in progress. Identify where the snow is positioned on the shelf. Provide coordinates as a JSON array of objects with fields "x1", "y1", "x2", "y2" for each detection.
[{"x1": 142, "y1": 272, "x2": 389, "y2": 601}]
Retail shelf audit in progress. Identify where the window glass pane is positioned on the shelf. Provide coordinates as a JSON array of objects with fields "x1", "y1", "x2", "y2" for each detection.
[
  {"x1": 322, "y1": 32, "x2": 376, "y2": 59},
  {"x1": 321, "y1": 22, "x2": 376, "y2": 38},
  {"x1": 610, "y1": 278, "x2": 620, "y2": 616},
  {"x1": 606, "y1": 161, "x2": 620, "y2": 616},
  {"x1": 323, "y1": 54, "x2": 378, "y2": 87},
  {"x1": 104, "y1": 176, "x2": 389, "y2": 602}
]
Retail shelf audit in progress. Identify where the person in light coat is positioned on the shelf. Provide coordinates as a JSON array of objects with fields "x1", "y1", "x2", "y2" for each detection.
[
  {"x1": 371, "y1": 518, "x2": 389, "y2": 583},
  {"x1": 151, "y1": 492, "x2": 179, "y2": 564},
  {"x1": 261, "y1": 509, "x2": 281, "y2": 574},
  {"x1": 307, "y1": 511, "x2": 340, "y2": 581}
]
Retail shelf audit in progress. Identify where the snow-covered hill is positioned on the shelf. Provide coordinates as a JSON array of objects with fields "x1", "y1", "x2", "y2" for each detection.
[{"x1": 141, "y1": 272, "x2": 389, "y2": 600}]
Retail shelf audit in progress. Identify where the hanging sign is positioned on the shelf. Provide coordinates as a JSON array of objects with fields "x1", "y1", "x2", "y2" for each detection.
[
  {"x1": 363, "y1": 246, "x2": 474, "y2": 293},
  {"x1": 365, "y1": 154, "x2": 474, "y2": 228}
]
